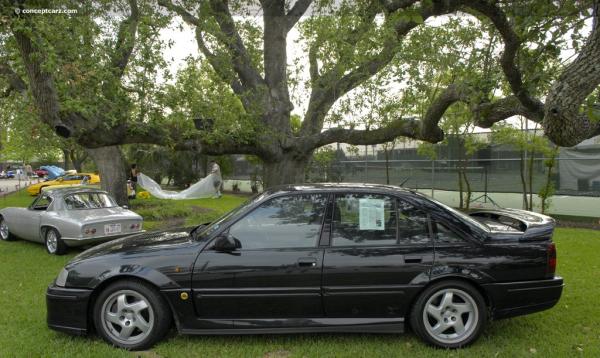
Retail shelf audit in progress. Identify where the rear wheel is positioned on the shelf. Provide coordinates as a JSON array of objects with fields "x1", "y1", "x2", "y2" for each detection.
[
  {"x1": 45, "y1": 228, "x2": 67, "y2": 255},
  {"x1": 410, "y1": 280, "x2": 487, "y2": 348},
  {"x1": 93, "y1": 280, "x2": 172, "y2": 350},
  {"x1": 0, "y1": 217, "x2": 15, "y2": 241}
]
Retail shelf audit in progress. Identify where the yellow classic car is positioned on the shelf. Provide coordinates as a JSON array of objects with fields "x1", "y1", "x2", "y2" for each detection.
[{"x1": 27, "y1": 173, "x2": 101, "y2": 196}]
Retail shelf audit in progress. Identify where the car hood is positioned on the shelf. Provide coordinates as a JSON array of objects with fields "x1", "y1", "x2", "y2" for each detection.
[{"x1": 69, "y1": 227, "x2": 198, "y2": 264}]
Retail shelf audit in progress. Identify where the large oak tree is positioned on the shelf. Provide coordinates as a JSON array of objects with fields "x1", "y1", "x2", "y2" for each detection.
[
  {"x1": 1, "y1": 0, "x2": 599, "y2": 198},
  {"x1": 158, "y1": 0, "x2": 600, "y2": 187}
]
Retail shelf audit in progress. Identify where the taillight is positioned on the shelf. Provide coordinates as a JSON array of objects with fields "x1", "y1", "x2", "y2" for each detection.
[
  {"x1": 547, "y1": 242, "x2": 557, "y2": 276},
  {"x1": 84, "y1": 228, "x2": 97, "y2": 235},
  {"x1": 130, "y1": 223, "x2": 141, "y2": 230}
]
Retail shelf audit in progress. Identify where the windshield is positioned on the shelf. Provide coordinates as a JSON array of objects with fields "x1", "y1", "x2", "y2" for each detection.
[
  {"x1": 64, "y1": 193, "x2": 117, "y2": 209},
  {"x1": 193, "y1": 193, "x2": 267, "y2": 240},
  {"x1": 427, "y1": 197, "x2": 490, "y2": 232}
]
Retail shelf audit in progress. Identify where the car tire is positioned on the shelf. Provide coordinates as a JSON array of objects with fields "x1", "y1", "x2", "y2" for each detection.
[
  {"x1": 410, "y1": 280, "x2": 487, "y2": 348},
  {"x1": 44, "y1": 228, "x2": 67, "y2": 255},
  {"x1": 93, "y1": 280, "x2": 172, "y2": 351},
  {"x1": 0, "y1": 216, "x2": 16, "y2": 241}
]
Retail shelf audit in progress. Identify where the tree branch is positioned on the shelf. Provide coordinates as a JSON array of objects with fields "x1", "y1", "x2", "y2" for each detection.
[
  {"x1": 465, "y1": 0, "x2": 545, "y2": 116},
  {"x1": 0, "y1": 61, "x2": 28, "y2": 97},
  {"x1": 109, "y1": 0, "x2": 140, "y2": 78},
  {"x1": 208, "y1": 0, "x2": 264, "y2": 89},
  {"x1": 473, "y1": 95, "x2": 542, "y2": 128},
  {"x1": 307, "y1": 118, "x2": 422, "y2": 149},
  {"x1": 157, "y1": 0, "x2": 202, "y2": 27},
  {"x1": 300, "y1": 0, "x2": 465, "y2": 137},
  {"x1": 285, "y1": 0, "x2": 313, "y2": 31}
]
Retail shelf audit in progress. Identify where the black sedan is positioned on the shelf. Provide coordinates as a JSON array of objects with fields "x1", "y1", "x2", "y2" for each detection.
[{"x1": 47, "y1": 184, "x2": 563, "y2": 350}]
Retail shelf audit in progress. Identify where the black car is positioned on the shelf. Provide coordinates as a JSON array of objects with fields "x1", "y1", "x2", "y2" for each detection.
[{"x1": 46, "y1": 184, "x2": 563, "y2": 350}]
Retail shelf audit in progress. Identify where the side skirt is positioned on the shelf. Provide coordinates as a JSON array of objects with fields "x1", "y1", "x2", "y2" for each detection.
[{"x1": 180, "y1": 318, "x2": 404, "y2": 335}]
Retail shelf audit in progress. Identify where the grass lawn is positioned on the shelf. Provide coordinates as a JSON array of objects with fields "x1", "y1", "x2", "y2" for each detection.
[{"x1": 0, "y1": 190, "x2": 599, "y2": 357}]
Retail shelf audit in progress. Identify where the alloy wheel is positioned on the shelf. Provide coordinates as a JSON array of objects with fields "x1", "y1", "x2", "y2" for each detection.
[
  {"x1": 422, "y1": 288, "x2": 479, "y2": 345},
  {"x1": 46, "y1": 230, "x2": 58, "y2": 253},
  {"x1": 0, "y1": 219, "x2": 9, "y2": 240},
  {"x1": 100, "y1": 290, "x2": 155, "y2": 345}
]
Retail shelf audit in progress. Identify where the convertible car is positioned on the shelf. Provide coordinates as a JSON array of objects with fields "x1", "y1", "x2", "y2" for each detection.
[
  {"x1": 27, "y1": 172, "x2": 101, "y2": 196},
  {"x1": 0, "y1": 187, "x2": 143, "y2": 255},
  {"x1": 46, "y1": 184, "x2": 562, "y2": 350}
]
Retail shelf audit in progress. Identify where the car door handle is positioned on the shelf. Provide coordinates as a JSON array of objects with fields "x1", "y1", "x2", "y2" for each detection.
[
  {"x1": 297, "y1": 257, "x2": 317, "y2": 267},
  {"x1": 404, "y1": 255, "x2": 423, "y2": 264}
]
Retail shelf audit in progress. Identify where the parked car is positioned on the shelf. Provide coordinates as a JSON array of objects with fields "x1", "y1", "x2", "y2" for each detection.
[
  {"x1": 34, "y1": 168, "x2": 49, "y2": 178},
  {"x1": 0, "y1": 187, "x2": 143, "y2": 255},
  {"x1": 27, "y1": 172, "x2": 100, "y2": 196},
  {"x1": 45, "y1": 184, "x2": 562, "y2": 350}
]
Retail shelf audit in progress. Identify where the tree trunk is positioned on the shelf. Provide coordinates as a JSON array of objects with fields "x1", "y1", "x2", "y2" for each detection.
[
  {"x1": 69, "y1": 149, "x2": 88, "y2": 173},
  {"x1": 384, "y1": 149, "x2": 390, "y2": 185},
  {"x1": 62, "y1": 149, "x2": 71, "y2": 170},
  {"x1": 462, "y1": 167, "x2": 472, "y2": 210},
  {"x1": 262, "y1": 156, "x2": 310, "y2": 189},
  {"x1": 457, "y1": 167, "x2": 464, "y2": 209},
  {"x1": 519, "y1": 149, "x2": 529, "y2": 210},
  {"x1": 528, "y1": 150, "x2": 535, "y2": 211},
  {"x1": 86, "y1": 145, "x2": 128, "y2": 205}
]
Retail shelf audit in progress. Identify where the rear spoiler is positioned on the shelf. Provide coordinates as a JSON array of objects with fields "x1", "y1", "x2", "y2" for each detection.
[{"x1": 469, "y1": 208, "x2": 555, "y2": 240}]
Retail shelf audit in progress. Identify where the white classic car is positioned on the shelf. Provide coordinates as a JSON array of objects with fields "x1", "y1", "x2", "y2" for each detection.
[{"x1": 0, "y1": 187, "x2": 143, "y2": 255}]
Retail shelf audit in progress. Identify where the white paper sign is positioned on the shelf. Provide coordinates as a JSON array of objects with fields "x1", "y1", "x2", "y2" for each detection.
[{"x1": 359, "y1": 198, "x2": 385, "y2": 230}]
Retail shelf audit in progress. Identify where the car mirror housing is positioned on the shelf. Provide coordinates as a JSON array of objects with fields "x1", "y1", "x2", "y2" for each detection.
[{"x1": 213, "y1": 234, "x2": 241, "y2": 252}]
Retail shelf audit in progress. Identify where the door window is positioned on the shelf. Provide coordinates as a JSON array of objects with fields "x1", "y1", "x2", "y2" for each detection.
[
  {"x1": 331, "y1": 194, "x2": 397, "y2": 246},
  {"x1": 397, "y1": 199, "x2": 431, "y2": 245},
  {"x1": 228, "y1": 194, "x2": 328, "y2": 250},
  {"x1": 434, "y1": 222, "x2": 466, "y2": 244},
  {"x1": 31, "y1": 195, "x2": 52, "y2": 210}
]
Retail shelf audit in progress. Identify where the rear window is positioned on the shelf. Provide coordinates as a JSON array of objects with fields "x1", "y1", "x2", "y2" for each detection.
[{"x1": 64, "y1": 193, "x2": 116, "y2": 209}]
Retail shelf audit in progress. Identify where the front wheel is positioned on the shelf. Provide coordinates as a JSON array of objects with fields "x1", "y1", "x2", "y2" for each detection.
[
  {"x1": 45, "y1": 228, "x2": 67, "y2": 255},
  {"x1": 410, "y1": 280, "x2": 487, "y2": 348},
  {"x1": 93, "y1": 280, "x2": 172, "y2": 350}
]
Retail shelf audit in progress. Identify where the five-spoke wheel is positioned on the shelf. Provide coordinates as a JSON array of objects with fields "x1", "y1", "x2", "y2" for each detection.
[
  {"x1": 411, "y1": 280, "x2": 486, "y2": 348},
  {"x1": 45, "y1": 228, "x2": 66, "y2": 255},
  {"x1": 94, "y1": 280, "x2": 172, "y2": 350}
]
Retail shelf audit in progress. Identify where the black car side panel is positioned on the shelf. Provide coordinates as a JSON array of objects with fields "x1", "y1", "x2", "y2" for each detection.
[
  {"x1": 431, "y1": 242, "x2": 548, "y2": 284},
  {"x1": 322, "y1": 246, "x2": 433, "y2": 317},
  {"x1": 191, "y1": 248, "x2": 324, "y2": 321}
]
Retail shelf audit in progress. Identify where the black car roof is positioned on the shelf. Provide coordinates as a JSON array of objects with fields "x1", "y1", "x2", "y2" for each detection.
[{"x1": 263, "y1": 183, "x2": 417, "y2": 196}]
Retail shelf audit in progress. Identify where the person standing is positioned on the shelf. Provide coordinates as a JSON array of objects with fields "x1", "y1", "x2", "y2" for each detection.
[
  {"x1": 209, "y1": 160, "x2": 222, "y2": 198},
  {"x1": 129, "y1": 164, "x2": 139, "y2": 192}
]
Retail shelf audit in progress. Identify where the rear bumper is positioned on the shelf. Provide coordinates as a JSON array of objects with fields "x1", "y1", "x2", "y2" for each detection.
[
  {"x1": 46, "y1": 284, "x2": 92, "y2": 335},
  {"x1": 62, "y1": 230, "x2": 145, "y2": 247},
  {"x1": 483, "y1": 276, "x2": 563, "y2": 320}
]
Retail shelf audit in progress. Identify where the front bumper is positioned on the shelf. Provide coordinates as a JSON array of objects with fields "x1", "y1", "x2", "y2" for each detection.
[
  {"x1": 47, "y1": 284, "x2": 93, "y2": 335},
  {"x1": 483, "y1": 276, "x2": 563, "y2": 320}
]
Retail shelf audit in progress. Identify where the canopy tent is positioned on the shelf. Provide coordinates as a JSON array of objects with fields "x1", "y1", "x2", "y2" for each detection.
[{"x1": 137, "y1": 173, "x2": 219, "y2": 199}]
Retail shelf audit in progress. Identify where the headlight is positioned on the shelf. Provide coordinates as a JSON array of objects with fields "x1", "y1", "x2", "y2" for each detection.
[{"x1": 55, "y1": 268, "x2": 69, "y2": 287}]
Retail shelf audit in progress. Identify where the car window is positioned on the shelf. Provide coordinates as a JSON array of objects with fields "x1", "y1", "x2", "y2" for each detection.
[
  {"x1": 228, "y1": 194, "x2": 328, "y2": 250},
  {"x1": 31, "y1": 195, "x2": 52, "y2": 210},
  {"x1": 64, "y1": 193, "x2": 117, "y2": 209},
  {"x1": 331, "y1": 193, "x2": 397, "y2": 247},
  {"x1": 398, "y1": 199, "x2": 431, "y2": 245},
  {"x1": 434, "y1": 222, "x2": 466, "y2": 244}
]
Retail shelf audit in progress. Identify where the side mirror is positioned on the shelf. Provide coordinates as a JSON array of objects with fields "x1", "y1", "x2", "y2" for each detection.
[
  {"x1": 213, "y1": 234, "x2": 241, "y2": 252},
  {"x1": 121, "y1": 205, "x2": 128, "y2": 209}
]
